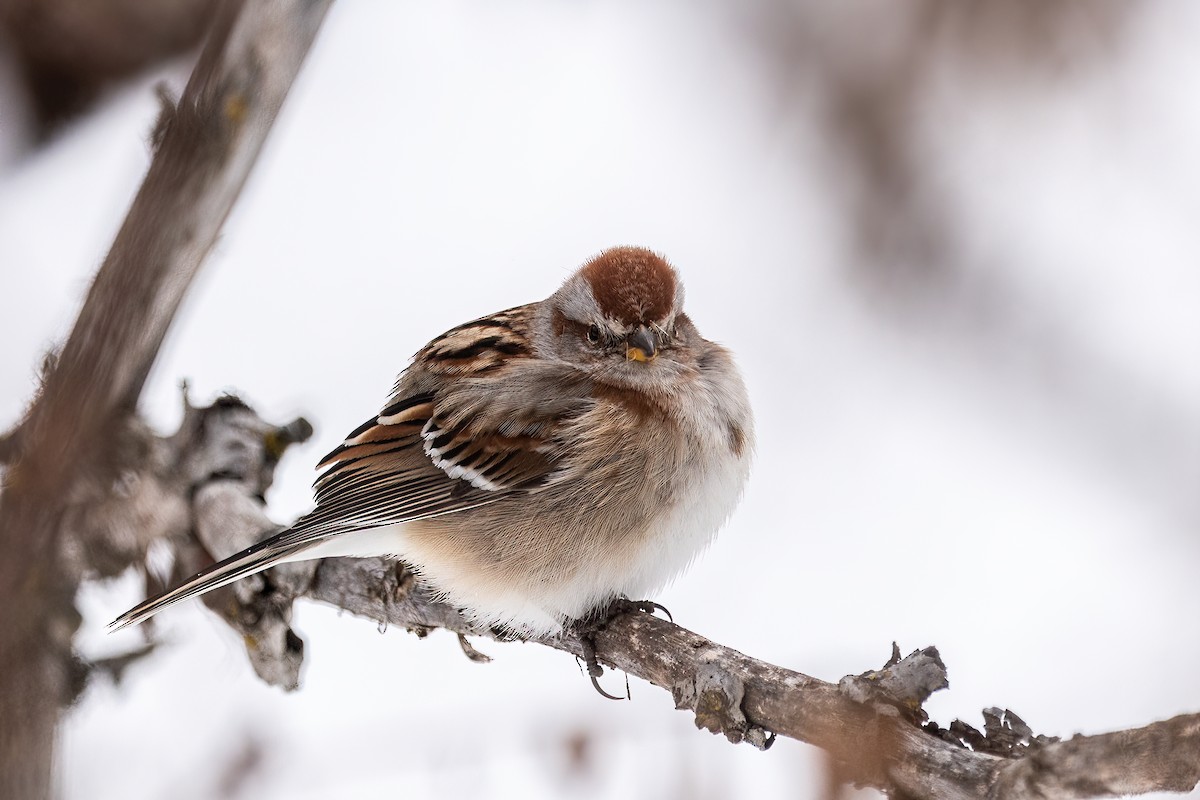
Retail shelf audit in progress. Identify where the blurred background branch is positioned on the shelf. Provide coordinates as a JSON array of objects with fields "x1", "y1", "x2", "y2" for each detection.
[
  {"x1": 0, "y1": 0, "x2": 221, "y2": 140},
  {"x1": 0, "y1": 1, "x2": 330, "y2": 796},
  {"x1": 744, "y1": 1, "x2": 1199, "y2": 525}
]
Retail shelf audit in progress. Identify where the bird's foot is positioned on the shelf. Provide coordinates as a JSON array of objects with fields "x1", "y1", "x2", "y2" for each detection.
[
  {"x1": 576, "y1": 630, "x2": 627, "y2": 701},
  {"x1": 566, "y1": 596, "x2": 672, "y2": 700},
  {"x1": 603, "y1": 596, "x2": 673, "y2": 624}
]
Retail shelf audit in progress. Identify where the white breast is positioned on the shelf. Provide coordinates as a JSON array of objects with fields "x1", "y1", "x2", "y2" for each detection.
[
  {"x1": 537, "y1": 362, "x2": 754, "y2": 621},
  {"x1": 619, "y1": 403, "x2": 753, "y2": 601}
]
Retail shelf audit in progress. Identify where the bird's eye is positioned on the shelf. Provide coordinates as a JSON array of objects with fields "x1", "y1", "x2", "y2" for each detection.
[{"x1": 586, "y1": 324, "x2": 603, "y2": 345}]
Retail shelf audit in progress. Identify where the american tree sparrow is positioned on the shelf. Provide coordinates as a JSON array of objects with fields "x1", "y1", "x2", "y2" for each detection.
[{"x1": 111, "y1": 247, "x2": 753, "y2": 636}]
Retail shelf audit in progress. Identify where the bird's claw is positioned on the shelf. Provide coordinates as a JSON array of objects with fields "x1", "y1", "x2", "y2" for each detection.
[
  {"x1": 610, "y1": 597, "x2": 673, "y2": 623},
  {"x1": 567, "y1": 596, "x2": 672, "y2": 700},
  {"x1": 575, "y1": 629, "x2": 627, "y2": 700}
]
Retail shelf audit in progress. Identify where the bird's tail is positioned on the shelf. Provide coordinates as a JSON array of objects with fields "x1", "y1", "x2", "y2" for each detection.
[{"x1": 107, "y1": 529, "x2": 309, "y2": 632}]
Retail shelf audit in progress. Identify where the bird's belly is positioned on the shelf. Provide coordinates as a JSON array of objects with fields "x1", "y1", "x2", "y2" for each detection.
[
  {"x1": 379, "y1": 430, "x2": 749, "y2": 636},
  {"x1": 617, "y1": 443, "x2": 749, "y2": 602}
]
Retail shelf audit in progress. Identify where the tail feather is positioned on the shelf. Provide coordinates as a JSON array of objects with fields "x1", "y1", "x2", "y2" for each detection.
[{"x1": 108, "y1": 530, "x2": 308, "y2": 632}]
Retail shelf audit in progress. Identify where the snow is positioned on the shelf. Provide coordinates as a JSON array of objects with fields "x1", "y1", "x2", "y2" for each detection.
[{"x1": 1, "y1": 2, "x2": 1198, "y2": 798}]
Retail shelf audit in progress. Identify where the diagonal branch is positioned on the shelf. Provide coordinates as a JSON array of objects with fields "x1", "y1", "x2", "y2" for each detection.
[
  {"x1": 312, "y1": 561, "x2": 1200, "y2": 798},
  {"x1": 0, "y1": 2, "x2": 333, "y2": 797},
  {"x1": 177, "y1": 434, "x2": 1200, "y2": 799},
  {"x1": 17, "y1": 0, "x2": 331, "y2": 491}
]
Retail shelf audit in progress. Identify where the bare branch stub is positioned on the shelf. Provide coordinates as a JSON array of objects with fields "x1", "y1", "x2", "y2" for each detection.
[{"x1": 839, "y1": 644, "x2": 949, "y2": 724}]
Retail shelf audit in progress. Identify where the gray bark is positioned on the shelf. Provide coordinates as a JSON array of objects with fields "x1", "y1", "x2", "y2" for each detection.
[
  {"x1": 0, "y1": 1, "x2": 331, "y2": 797},
  {"x1": 302, "y1": 558, "x2": 1200, "y2": 798},
  {"x1": 175, "y1": 442, "x2": 1200, "y2": 798}
]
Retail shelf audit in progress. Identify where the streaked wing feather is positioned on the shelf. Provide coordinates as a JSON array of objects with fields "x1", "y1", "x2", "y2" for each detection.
[
  {"x1": 109, "y1": 531, "x2": 309, "y2": 631},
  {"x1": 109, "y1": 415, "x2": 521, "y2": 632},
  {"x1": 304, "y1": 446, "x2": 506, "y2": 534},
  {"x1": 298, "y1": 304, "x2": 555, "y2": 531},
  {"x1": 420, "y1": 420, "x2": 553, "y2": 491},
  {"x1": 109, "y1": 302, "x2": 569, "y2": 631}
]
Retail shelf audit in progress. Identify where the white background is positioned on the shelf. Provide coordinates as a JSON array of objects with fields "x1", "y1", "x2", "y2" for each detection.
[{"x1": 1, "y1": 2, "x2": 1198, "y2": 798}]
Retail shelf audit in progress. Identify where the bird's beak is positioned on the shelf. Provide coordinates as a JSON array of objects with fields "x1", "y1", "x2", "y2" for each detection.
[{"x1": 626, "y1": 326, "x2": 658, "y2": 363}]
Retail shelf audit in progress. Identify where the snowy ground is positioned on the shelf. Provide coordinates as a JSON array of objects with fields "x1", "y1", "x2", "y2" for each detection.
[{"x1": 2, "y1": 3, "x2": 1199, "y2": 798}]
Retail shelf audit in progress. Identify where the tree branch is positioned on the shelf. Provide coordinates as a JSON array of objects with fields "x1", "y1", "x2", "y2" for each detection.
[
  {"x1": 162, "y1": 402, "x2": 1199, "y2": 799},
  {"x1": 0, "y1": 2, "x2": 332, "y2": 797},
  {"x1": 2, "y1": 2, "x2": 1195, "y2": 798},
  {"x1": 305, "y1": 559, "x2": 1200, "y2": 798}
]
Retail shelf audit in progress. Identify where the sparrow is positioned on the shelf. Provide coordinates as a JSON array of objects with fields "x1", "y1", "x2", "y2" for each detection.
[{"x1": 110, "y1": 246, "x2": 753, "y2": 636}]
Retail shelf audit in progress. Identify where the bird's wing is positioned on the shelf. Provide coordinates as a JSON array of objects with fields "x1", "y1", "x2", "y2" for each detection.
[
  {"x1": 302, "y1": 303, "x2": 575, "y2": 533},
  {"x1": 109, "y1": 305, "x2": 586, "y2": 631}
]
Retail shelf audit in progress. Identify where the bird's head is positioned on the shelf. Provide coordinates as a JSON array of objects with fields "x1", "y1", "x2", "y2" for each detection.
[{"x1": 540, "y1": 246, "x2": 698, "y2": 395}]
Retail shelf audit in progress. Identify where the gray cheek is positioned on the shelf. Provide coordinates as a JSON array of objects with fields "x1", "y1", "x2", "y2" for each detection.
[
  {"x1": 551, "y1": 335, "x2": 607, "y2": 370},
  {"x1": 533, "y1": 323, "x2": 583, "y2": 362}
]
